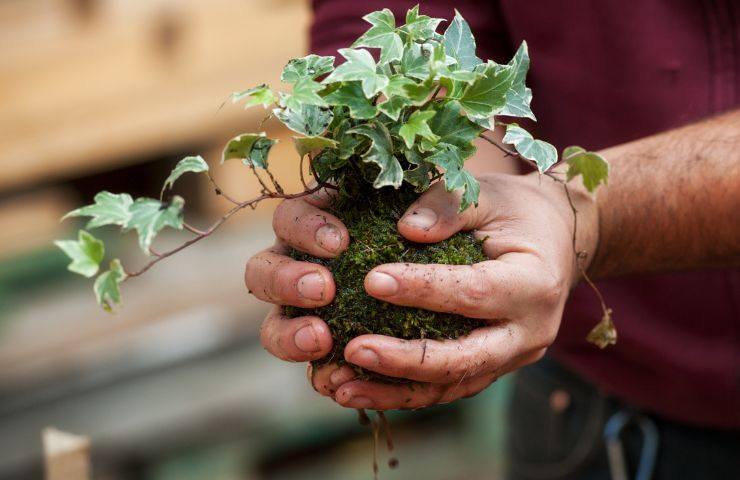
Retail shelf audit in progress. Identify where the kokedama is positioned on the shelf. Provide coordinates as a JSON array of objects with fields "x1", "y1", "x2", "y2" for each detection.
[{"x1": 55, "y1": 6, "x2": 614, "y2": 381}]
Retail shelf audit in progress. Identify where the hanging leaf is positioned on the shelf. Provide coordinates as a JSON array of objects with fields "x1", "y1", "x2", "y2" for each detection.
[
  {"x1": 283, "y1": 77, "x2": 327, "y2": 111},
  {"x1": 55, "y1": 230, "x2": 105, "y2": 278},
  {"x1": 348, "y1": 121, "x2": 403, "y2": 188},
  {"x1": 63, "y1": 192, "x2": 133, "y2": 229},
  {"x1": 293, "y1": 136, "x2": 339, "y2": 158},
  {"x1": 427, "y1": 144, "x2": 480, "y2": 211},
  {"x1": 281, "y1": 54, "x2": 335, "y2": 83},
  {"x1": 498, "y1": 42, "x2": 535, "y2": 120},
  {"x1": 221, "y1": 133, "x2": 277, "y2": 168},
  {"x1": 564, "y1": 146, "x2": 610, "y2": 193},
  {"x1": 232, "y1": 84, "x2": 276, "y2": 109},
  {"x1": 322, "y1": 48, "x2": 389, "y2": 98},
  {"x1": 161, "y1": 155, "x2": 209, "y2": 198},
  {"x1": 125, "y1": 196, "x2": 184, "y2": 253},
  {"x1": 273, "y1": 105, "x2": 333, "y2": 136},
  {"x1": 503, "y1": 124, "x2": 558, "y2": 173},
  {"x1": 94, "y1": 259, "x2": 126, "y2": 312}
]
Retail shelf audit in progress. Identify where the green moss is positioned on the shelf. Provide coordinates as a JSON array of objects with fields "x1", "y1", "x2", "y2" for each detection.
[{"x1": 286, "y1": 178, "x2": 486, "y2": 382}]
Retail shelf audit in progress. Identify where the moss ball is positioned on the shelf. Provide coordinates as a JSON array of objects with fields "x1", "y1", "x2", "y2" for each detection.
[{"x1": 286, "y1": 183, "x2": 486, "y2": 381}]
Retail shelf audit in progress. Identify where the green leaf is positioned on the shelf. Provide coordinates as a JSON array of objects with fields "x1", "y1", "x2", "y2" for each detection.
[
  {"x1": 323, "y1": 82, "x2": 378, "y2": 119},
  {"x1": 281, "y1": 54, "x2": 335, "y2": 83},
  {"x1": 322, "y1": 48, "x2": 389, "y2": 97},
  {"x1": 400, "y1": 5, "x2": 445, "y2": 43},
  {"x1": 334, "y1": 118, "x2": 365, "y2": 160},
  {"x1": 161, "y1": 155, "x2": 208, "y2": 197},
  {"x1": 498, "y1": 42, "x2": 535, "y2": 120},
  {"x1": 458, "y1": 61, "x2": 516, "y2": 117},
  {"x1": 125, "y1": 196, "x2": 184, "y2": 253},
  {"x1": 348, "y1": 121, "x2": 403, "y2": 188},
  {"x1": 427, "y1": 144, "x2": 480, "y2": 211},
  {"x1": 422, "y1": 101, "x2": 483, "y2": 157},
  {"x1": 273, "y1": 105, "x2": 333, "y2": 136},
  {"x1": 293, "y1": 136, "x2": 338, "y2": 158},
  {"x1": 443, "y1": 10, "x2": 482, "y2": 71},
  {"x1": 221, "y1": 133, "x2": 277, "y2": 168},
  {"x1": 503, "y1": 124, "x2": 557, "y2": 173},
  {"x1": 54, "y1": 230, "x2": 105, "y2": 278},
  {"x1": 283, "y1": 77, "x2": 327, "y2": 111},
  {"x1": 63, "y1": 191, "x2": 133, "y2": 229},
  {"x1": 400, "y1": 42, "x2": 433, "y2": 80},
  {"x1": 352, "y1": 9, "x2": 403, "y2": 64},
  {"x1": 564, "y1": 146, "x2": 610, "y2": 193},
  {"x1": 232, "y1": 84, "x2": 276, "y2": 109},
  {"x1": 94, "y1": 259, "x2": 126, "y2": 312},
  {"x1": 398, "y1": 110, "x2": 439, "y2": 148}
]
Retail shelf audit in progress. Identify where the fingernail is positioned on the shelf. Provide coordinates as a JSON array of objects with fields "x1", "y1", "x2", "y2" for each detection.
[
  {"x1": 350, "y1": 347, "x2": 380, "y2": 367},
  {"x1": 297, "y1": 272, "x2": 325, "y2": 300},
  {"x1": 330, "y1": 367, "x2": 355, "y2": 387},
  {"x1": 294, "y1": 325, "x2": 320, "y2": 352},
  {"x1": 348, "y1": 396, "x2": 375, "y2": 409},
  {"x1": 402, "y1": 207, "x2": 438, "y2": 230},
  {"x1": 366, "y1": 272, "x2": 398, "y2": 297},
  {"x1": 315, "y1": 224, "x2": 342, "y2": 253}
]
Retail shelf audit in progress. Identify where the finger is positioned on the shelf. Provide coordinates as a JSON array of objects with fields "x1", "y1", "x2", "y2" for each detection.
[
  {"x1": 273, "y1": 198, "x2": 349, "y2": 258},
  {"x1": 245, "y1": 246, "x2": 335, "y2": 307},
  {"x1": 259, "y1": 306, "x2": 333, "y2": 362},
  {"x1": 310, "y1": 362, "x2": 357, "y2": 397},
  {"x1": 364, "y1": 260, "x2": 523, "y2": 319},
  {"x1": 396, "y1": 181, "x2": 492, "y2": 243},
  {"x1": 334, "y1": 373, "x2": 497, "y2": 410},
  {"x1": 344, "y1": 324, "x2": 525, "y2": 383}
]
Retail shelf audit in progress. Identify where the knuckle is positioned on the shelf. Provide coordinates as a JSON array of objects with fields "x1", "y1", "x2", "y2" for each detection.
[{"x1": 539, "y1": 271, "x2": 566, "y2": 308}]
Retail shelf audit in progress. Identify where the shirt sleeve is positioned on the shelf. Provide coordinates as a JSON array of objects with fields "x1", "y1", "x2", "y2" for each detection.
[{"x1": 310, "y1": 0, "x2": 514, "y2": 63}]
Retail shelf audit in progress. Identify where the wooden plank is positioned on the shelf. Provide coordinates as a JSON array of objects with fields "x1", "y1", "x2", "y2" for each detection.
[{"x1": 0, "y1": 0, "x2": 309, "y2": 190}]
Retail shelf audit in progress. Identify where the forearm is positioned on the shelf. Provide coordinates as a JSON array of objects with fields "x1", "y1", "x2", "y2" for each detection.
[{"x1": 588, "y1": 109, "x2": 740, "y2": 278}]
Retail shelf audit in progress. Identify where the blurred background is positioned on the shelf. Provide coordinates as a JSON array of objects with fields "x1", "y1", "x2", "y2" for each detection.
[{"x1": 0, "y1": 1, "x2": 512, "y2": 478}]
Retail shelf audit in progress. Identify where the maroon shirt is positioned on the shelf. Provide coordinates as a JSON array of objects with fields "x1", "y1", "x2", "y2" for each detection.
[{"x1": 310, "y1": 0, "x2": 740, "y2": 428}]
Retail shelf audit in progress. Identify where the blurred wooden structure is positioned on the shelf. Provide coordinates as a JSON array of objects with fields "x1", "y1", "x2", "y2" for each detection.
[{"x1": 43, "y1": 428, "x2": 91, "y2": 480}]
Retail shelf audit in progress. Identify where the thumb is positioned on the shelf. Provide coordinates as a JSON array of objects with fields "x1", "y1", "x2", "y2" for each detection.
[{"x1": 397, "y1": 181, "x2": 487, "y2": 243}]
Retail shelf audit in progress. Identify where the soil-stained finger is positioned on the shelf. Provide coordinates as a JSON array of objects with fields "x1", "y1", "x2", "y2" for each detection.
[
  {"x1": 273, "y1": 198, "x2": 349, "y2": 258},
  {"x1": 310, "y1": 363, "x2": 356, "y2": 397},
  {"x1": 259, "y1": 306, "x2": 333, "y2": 362}
]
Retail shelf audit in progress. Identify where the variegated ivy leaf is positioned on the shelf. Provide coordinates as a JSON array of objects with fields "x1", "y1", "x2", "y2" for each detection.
[
  {"x1": 401, "y1": 5, "x2": 445, "y2": 43},
  {"x1": 503, "y1": 124, "x2": 558, "y2": 173},
  {"x1": 334, "y1": 118, "x2": 365, "y2": 160},
  {"x1": 323, "y1": 48, "x2": 389, "y2": 98},
  {"x1": 421, "y1": 102, "x2": 482, "y2": 158},
  {"x1": 427, "y1": 143, "x2": 480, "y2": 211},
  {"x1": 221, "y1": 133, "x2": 277, "y2": 168},
  {"x1": 443, "y1": 10, "x2": 482, "y2": 71},
  {"x1": 498, "y1": 42, "x2": 535, "y2": 120},
  {"x1": 399, "y1": 110, "x2": 439, "y2": 148},
  {"x1": 281, "y1": 54, "x2": 335, "y2": 83},
  {"x1": 283, "y1": 77, "x2": 327, "y2": 111},
  {"x1": 63, "y1": 191, "x2": 133, "y2": 229},
  {"x1": 125, "y1": 196, "x2": 184, "y2": 253},
  {"x1": 563, "y1": 146, "x2": 610, "y2": 193},
  {"x1": 400, "y1": 42, "x2": 433, "y2": 80},
  {"x1": 232, "y1": 84, "x2": 276, "y2": 109},
  {"x1": 55, "y1": 230, "x2": 105, "y2": 278},
  {"x1": 94, "y1": 259, "x2": 126, "y2": 312},
  {"x1": 352, "y1": 9, "x2": 403, "y2": 64},
  {"x1": 348, "y1": 121, "x2": 403, "y2": 188},
  {"x1": 293, "y1": 136, "x2": 339, "y2": 158},
  {"x1": 324, "y1": 82, "x2": 378, "y2": 119},
  {"x1": 457, "y1": 61, "x2": 516, "y2": 117},
  {"x1": 273, "y1": 104, "x2": 333, "y2": 136},
  {"x1": 161, "y1": 155, "x2": 208, "y2": 197}
]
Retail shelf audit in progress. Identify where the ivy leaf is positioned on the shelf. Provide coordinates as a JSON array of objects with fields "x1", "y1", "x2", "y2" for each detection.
[
  {"x1": 125, "y1": 196, "x2": 184, "y2": 253},
  {"x1": 293, "y1": 136, "x2": 339, "y2": 158},
  {"x1": 283, "y1": 77, "x2": 327, "y2": 111},
  {"x1": 232, "y1": 84, "x2": 276, "y2": 109},
  {"x1": 281, "y1": 54, "x2": 335, "y2": 83},
  {"x1": 324, "y1": 82, "x2": 378, "y2": 119},
  {"x1": 401, "y1": 5, "x2": 445, "y2": 43},
  {"x1": 273, "y1": 105, "x2": 333, "y2": 136},
  {"x1": 161, "y1": 155, "x2": 208, "y2": 198},
  {"x1": 348, "y1": 121, "x2": 403, "y2": 188},
  {"x1": 427, "y1": 144, "x2": 480, "y2": 211},
  {"x1": 564, "y1": 146, "x2": 610, "y2": 193},
  {"x1": 94, "y1": 259, "x2": 126, "y2": 312},
  {"x1": 352, "y1": 9, "x2": 403, "y2": 64},
  {"x1": 458, "y1": 61, "x2": 516, "y2": 117},
  {"x1": 498, "y1": 42, "x2": 535, "y2": 120},
  {"x1": 221, "y1": 133, "x2": 277, "y2": 168},
  {"x1": 55, "y1": 230, "x2": 105, "y2": 278},
  {"x1": 503, "y1": 124, "x2": 557, "y2": 173},
  {"x1": 586, "y1": 308, "x2": 617, "y2": 348},
  {"x1": 334, "y1": 118, "x2": 365, "y2": 160},
  {"x1": 63, "y1": 192, "x2": 133, "y2": 229},
  {"x1": 400, "y1": 42, "x2": 433, "y2": 80},
  {"x1": 323, "y1": 48, "x2": 389, "y2": 97},
  {"x1": 422, "y1": 101, "x2": 482, "y2": 157},
  {"x1": 443, "y1": 10, "x2": 482, "y2": 71},
  {"x1": 399, "y1": 110, "x2": 439, "y2": 148}
]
